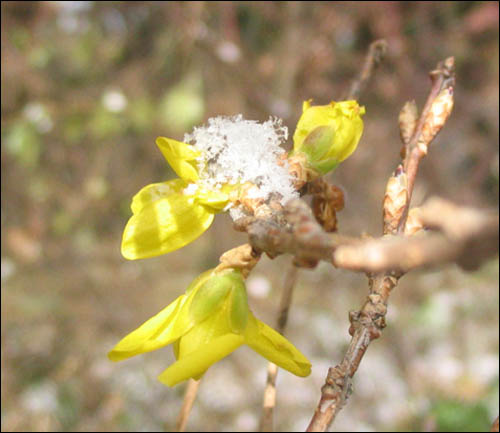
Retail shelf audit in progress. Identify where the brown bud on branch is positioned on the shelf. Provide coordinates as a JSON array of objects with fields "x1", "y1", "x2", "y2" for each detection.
[
  {"x1": 404, "y1": 207, "x2": 424, "y2": 236},
  {"x1": 383, "y1": 166, "x2": 408, "y2": 234},
  {"x1": 418, "y1": 86, "x2": 454, "y2": 154},
  {"x1": 399, "y1": 100, "x2": 419, "y2": 147}
]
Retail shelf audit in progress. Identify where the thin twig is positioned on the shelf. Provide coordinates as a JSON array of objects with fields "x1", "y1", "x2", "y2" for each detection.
[
  {"x1": 306, "y1": 57, "x2": 456, "y2": 432},
  {"x1": 257, "y1": 39, "x2": 385, "y2": 429},
  {"x1": 259, "y1": 264, "x2": 299, "y2": 432},
  {"x1": 345, "y1": 39, "x2": 388, "y2": 100},
  {"x1": 276, "y1": 264, "x2": 299, "y2": 333},
  {"x1": 398, "y1": 57, "x2": 455, "y2": 233},
  {"x1": 176, "y1": 378, "x2": 201, "y2": 432}
]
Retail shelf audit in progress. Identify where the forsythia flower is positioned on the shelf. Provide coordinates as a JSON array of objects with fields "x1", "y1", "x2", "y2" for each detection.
[
  {"x1": 108, "y1": 268, "x2": 311, "y2": 386},
  {"x1": 292, "y1": 100, "x2": 365, "y2": 176},
  {"x1": 122, "y1": 101, "x2": 365, "y2": 260},
  {"x1": 121, "y1": 137, "x2": 232, "y2": 260}
]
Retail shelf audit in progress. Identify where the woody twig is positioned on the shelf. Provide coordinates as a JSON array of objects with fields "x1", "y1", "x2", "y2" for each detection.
[
  {"x1": 334, "y1": 197, "x2": 499, "y2": 273},
  {"x1": 345, "y1": 39, "x2": 388, "y2": 101},
  {"x1": 306, "y1": 57, "x2": 457, "y2": 432},
  {"x1": 259, "y1": 264, "x2": 299, "y2": 432}
]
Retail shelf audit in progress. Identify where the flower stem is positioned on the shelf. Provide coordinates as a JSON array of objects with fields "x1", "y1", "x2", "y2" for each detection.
[{"x1": 176, "y1": 378, "x2": 201, "y2": 432}]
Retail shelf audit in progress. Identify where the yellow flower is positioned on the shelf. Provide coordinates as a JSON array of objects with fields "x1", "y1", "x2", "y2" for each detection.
[
  {"x1": 108, "y1": 268, "x2": 311, "y2": 387},
  {"x1": 292, "y1": 100, "x2": 365, "y2": 176},
  {"x1": 121, "y1": 137, "x2": 232, "y2": 260},
  {"x1": 122, "y1": 102, "x2": 363, "y2": 260}
]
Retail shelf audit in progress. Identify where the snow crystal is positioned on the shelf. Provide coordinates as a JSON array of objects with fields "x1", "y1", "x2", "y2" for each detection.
[
  {"x1": 228, "y1": 206, "x2": 248, "y2": 221},
  {"x1": 183, "y1": 183, "x2": 199, "y2": 196},
  {"x1": 184, "y1": 115, "x2": 298, "y2": 209}
]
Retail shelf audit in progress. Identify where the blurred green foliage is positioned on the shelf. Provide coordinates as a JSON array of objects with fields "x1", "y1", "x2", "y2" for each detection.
[{"x1": 432, "y1": 399, "x2": 491, "y2": 432}]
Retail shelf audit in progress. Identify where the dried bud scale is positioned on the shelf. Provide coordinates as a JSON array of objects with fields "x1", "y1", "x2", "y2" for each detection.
[
  {"x1": 216, "y1": 243, "x2": 261, "y2": 278},
  {"x1": 418, "y1": 87, "x2": 454, "y2": 151},
  {"x1": 383, "y1": 166, "x2": 408, "y2": 234},
  {"x1": 404, "y1": 207, "x2": 424, "y2": 236},
  {"x1": 399, "y1": 100, "x2": 419, "y2": 146},
  {"x1": 311, "y1": 183, "x2": 345, "y2": 233}
]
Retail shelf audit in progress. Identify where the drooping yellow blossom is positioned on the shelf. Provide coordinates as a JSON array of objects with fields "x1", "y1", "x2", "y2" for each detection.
[
  {"x1": 121, "y1": 137, "x2": 232, "y2": 260},
  {"x1": 292, "y1": 100, "x2": 365, "y2": 176},
  {"x1": 108, "y1": 268, "x2": 311, "y2": 386}
]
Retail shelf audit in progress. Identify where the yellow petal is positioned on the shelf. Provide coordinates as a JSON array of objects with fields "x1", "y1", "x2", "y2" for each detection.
[
  {"x1": 329, "y1": 106, "x2": 364, "y2": 162},
  {"x1": 244, "y1": 313, "x2": 311, "y2": 377},
  {"x1": 156, "y1": 137, "x2": 200, "y2": 182},
  {"x1": 109, "y1": 269, "x2": 216, "y2": 362},
  {"x1": 158, "y1": 334, "x2": 244, "y2": 386},
  {"x1": 176, "y1": 305, "x2": 231, "y2": 360},
  {"x1": 169, "y1": 269, "x2": 219, "y2": 338},
  {"x1": 121, "y1": 189, "x2": 215, "y2": 259},
  {"x1": 189, "y1": 274, "x2": 232, "y2": 325},
  {"x1": 195, "y1": 188, "x2": 230, "y2": 212},
  {"x1": 108, "y1": 295, "x2": 188, "y2": 361},
  {"x1": 227, "y1": 273, "x2": 249, "y2": 334},
  {"x1": 130, "y1": 179, "x2": 188, "y2": 215},
  {"x1": 293, "y1": 101, "x2": 337, "y2": 150}
]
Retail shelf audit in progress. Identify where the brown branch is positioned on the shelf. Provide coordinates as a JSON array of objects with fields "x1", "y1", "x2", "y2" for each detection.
[
  {"x1": 306, "y1": 57, "x2": 456, "y2": 432},
  {"x1": 259, "y1": 264, "x2": 299, "y2": 432},
  {"x1": 345, "y1": 39, "x2": 388, "y2": 100},
  {"x1": 176, "y1": 378, "x2": 201, "y2": 432},
  {"x1": 244, "y1": 199, "x2": 361, "y2": 267},
  {"x1": 334, "y1": 197, "x2": 499, "y2": 273},
  {"x1": 244, "y1": 193, "x2": 499, "y2": 275},
  {"x1": 306, "y1": 272, "x2": 399, "y2": 432},
  {"x1": 398, "y1": 57, "x2": 455, "y2": 232}
]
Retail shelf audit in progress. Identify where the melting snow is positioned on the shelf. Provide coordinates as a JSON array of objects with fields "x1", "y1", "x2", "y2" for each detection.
[{"x1": 184, "y1": 115, "x2": 298, "y2": 211}]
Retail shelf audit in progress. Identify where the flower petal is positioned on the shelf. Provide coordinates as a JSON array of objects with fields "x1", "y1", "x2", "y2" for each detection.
[
  {"x1": 158, "y1": 334, "x2": 244, "y2": 386},
  {"x1": 293, "y1": 101, "x2": 337, "y2": 150},
  {"x1": 228, "y1": 273, "x2": 249, "y2": 334},
  {"x1": 130, "y1": 178, "x2": 188, "y2": 215},
  {"x1": 244, "y1": 313, "x2": 311, "y2": 377},
  {"x1": 177, "y1": 304, "x2": 232, "y2": 359},
  {"x1": 156, "y1": 137, "x2": 200, "y2": 182},
  {"x1": 108, "y1": 295, "x2": 187, "y2": 361},
  {"x1": 195, "y1": 188, "x2": 231, "y2": 212},
  {"x1": 189, "y1": 274, "x2": 232, "y2": 325},
  {"x1": 109, "y1": 269, "x2": 216, "y2": 362},
  {"x1": 121, "y1": 189, "x2": 215, "y2": 259}
]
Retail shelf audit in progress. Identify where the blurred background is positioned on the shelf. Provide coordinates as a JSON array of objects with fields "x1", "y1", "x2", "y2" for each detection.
[{"x1": 1, "y1": 2, "x2": 498, "y2": 431}]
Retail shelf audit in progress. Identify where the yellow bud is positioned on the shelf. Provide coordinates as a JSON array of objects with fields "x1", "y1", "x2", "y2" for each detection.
[{"x1": 292, "y1": 100, "x2": 365, "y2": 176}]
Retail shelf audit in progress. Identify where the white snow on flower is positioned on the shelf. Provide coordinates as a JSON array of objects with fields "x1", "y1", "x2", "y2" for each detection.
[
  {"x1": 183, "y1": 183, "x2": 199, "y2": 196},
  {"x1": 228, "y1": 206, "x2": 247, "y2": 221},
  {"x1": 184, "y1": 115, "x2": 298, "y2": 215}
]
